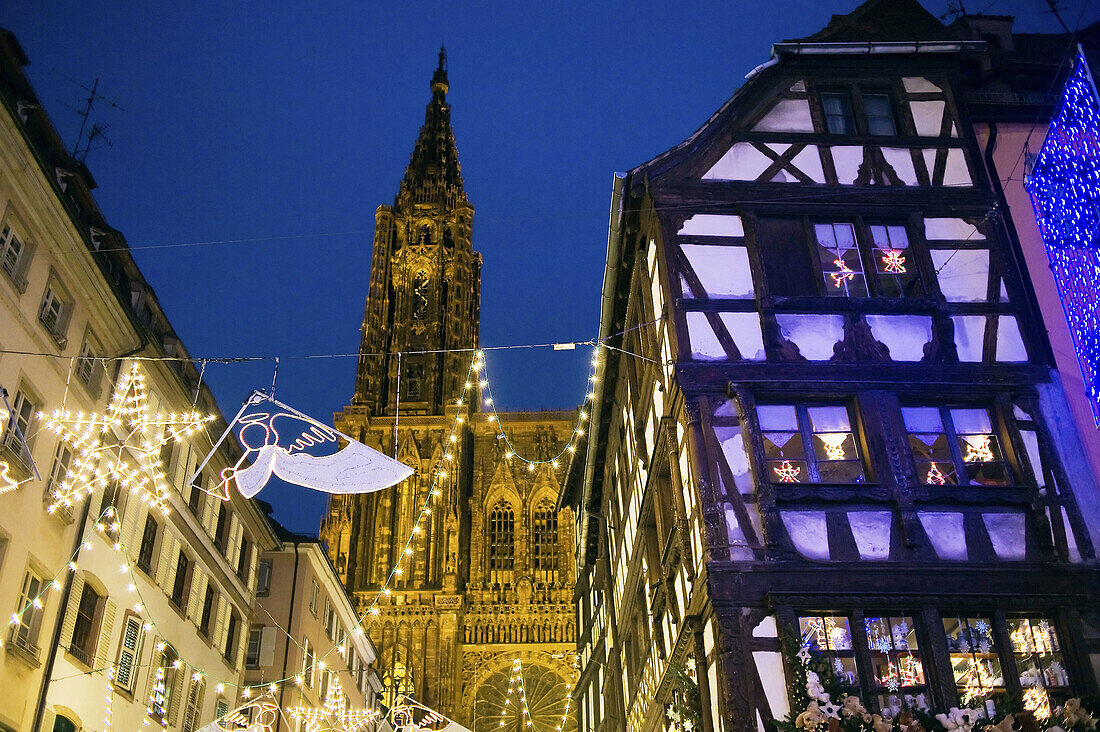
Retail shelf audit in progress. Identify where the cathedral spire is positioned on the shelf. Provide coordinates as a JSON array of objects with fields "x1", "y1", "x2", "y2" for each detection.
[{"x1": 397, "y1": 47, "x2": 466, "y2": 209}]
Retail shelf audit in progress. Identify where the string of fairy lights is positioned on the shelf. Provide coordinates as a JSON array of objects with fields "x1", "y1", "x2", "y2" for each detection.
[{"x1": 11, "y1": 340, "x2": 607, "y2": 727}]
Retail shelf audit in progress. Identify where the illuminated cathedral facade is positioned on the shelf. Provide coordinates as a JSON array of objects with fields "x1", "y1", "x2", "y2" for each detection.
[{"x1": 320, "y1": 51, "x2": 579, "y2": 727}]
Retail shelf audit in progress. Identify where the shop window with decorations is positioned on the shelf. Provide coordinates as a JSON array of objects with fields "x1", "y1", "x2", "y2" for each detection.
[
  {"x1": 904, "y1": 407, "x2": 1008, "y2": 487},
  {"x1": 1009, "y1": 616, "x2": 1070, "y2": 718},
  {"x1": 943, "y1": 615, "x2": 1004, "y2": 704},
  {"x1": 798, "y1": 615, "x2": 860, "y2": 689},
  {"x1": 864, "y1": 615, "x2": 927, "y2": 712},
  {"x1": 758, "y1": 404, "x2": 864, "y2": 484}
]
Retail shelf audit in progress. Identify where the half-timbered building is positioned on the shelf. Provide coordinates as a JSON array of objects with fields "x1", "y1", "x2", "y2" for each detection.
[{"x1": 562, "y1": 2, "x2": 1100, "y2": 730}]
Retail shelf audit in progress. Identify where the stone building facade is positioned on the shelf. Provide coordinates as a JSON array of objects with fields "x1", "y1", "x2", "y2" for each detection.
[{"x1": 320, "y1": 51, "x2": 578, "y2": 728}]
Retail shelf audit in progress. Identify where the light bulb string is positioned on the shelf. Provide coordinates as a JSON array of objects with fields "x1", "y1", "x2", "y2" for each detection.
[
  {"x1": 478, "y1": 346, "x2": 599, "y2": 467},
  {"x1": 4, "y1": 503, "x2": 117, "y2": 638},
  {"x1": 508, "y1": 657, "x2": 577, "y2": 732}
]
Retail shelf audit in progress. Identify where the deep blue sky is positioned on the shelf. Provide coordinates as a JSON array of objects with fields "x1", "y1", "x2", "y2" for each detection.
[{"x1": 5, "y1": 1, "x2": 1083, "y2": 533}]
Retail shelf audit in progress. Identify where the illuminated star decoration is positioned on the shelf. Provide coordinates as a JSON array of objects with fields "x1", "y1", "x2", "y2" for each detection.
[
  {"x1": 290, "y1": 678, "x2": 377, "y2": 732},
  {"x1": 830, "y1": 258, "x2": 855, "y2": 288},
  {"x1": 817, "y1": 433, "x2": 848, "y2": 461},
  {"x1": 962, "y1": 435, "x2": 994, "y2": 463},
  {"x1": 881, "y1": 249, "x2": 907, "y2": 274},
  {"x1": 926, "y1": 462, "x2": 946, "y2": 485},
  {"x1": 773, "y1": 460, "x2": 801, "y2": 483},
  {"x1": 41, "y1": 363, "x2": 214, "y2": 516}
]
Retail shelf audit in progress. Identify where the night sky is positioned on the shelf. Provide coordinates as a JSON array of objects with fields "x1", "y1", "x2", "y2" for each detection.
[{"x1": 4, "y1": 1, "x2": 1083, "y2": 533}]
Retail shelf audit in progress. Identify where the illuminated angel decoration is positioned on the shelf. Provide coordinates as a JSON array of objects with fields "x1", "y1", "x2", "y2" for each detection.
[
  {"x1": 41, "y1": 363, "x2": 213, "y2": 515},
  {"x1": 390, "y1": 698, "x2": 469, "y2": 732},
  {"x1": 830, "y1": 259, "x2": 856, "y2": 288},
  {"x1": 881, "y1": 249, "x2": 907, "y2": 274},
  {"x1": 194, "y1": 391, "x2": 413, "y2": 500}
]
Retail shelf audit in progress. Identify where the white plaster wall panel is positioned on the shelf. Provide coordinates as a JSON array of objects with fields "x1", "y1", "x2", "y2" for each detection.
[
  {"x1": 714, "y1": 426, "x2": 754, "y2": 493},
  {"x1": 903, "y1": 77, "x2": 942, "y2": 93},
  {"x1": 753, "y1": 615, "x2": 778, "y2": 638},
  {"x1": 922, "y1": 149, "x2": 937, "y2": 185},
  {"x1": 1020, "y1": 429, "x2": 1046, "y2": 488},
  {"x1": 726, "y1": 507, "x2": 755, "y2": 560},
  {"x1": 911, "y1": 100, "x2": 947, "y2": 137},
  {"x1": 865, "y1": 315, "x2": 933, "y2": 361},
  {"x1": 686, "y1": 312, "x2": 725, "y2": 360},
  {"x1": 831, "y1": 146, "x2": 863, "y2": 184},
  {"x1": 918, "y1": 512, "x2": 968, "y2": 560},
  {"x1": 781, "y1": 511, "x2": 831, "y2": 560},
  {"x1": 943, "y1": 148, "x2": 973, "y2": 186},
  {"x1": 930, "y1": 249, "x2": 990, "y2": 302},
  {"x1": 951, "y1": 315, "x2": 988, "y2": 362},
  {"x1": 995, "y1": 316, "x2": 1028, "y2": 362},
  {"x1": 678, "y1": 214, "x2": 744, "y2": 237},
  {"x1": 1061, "y1": 506, "x2": 1082, "y2": 562},
  {"x1": 776, "y1": 314, "x2": 845, "y2": 361},
  {"x1": 848, "y1": 511, "x2": 893, "y2": 559},
  {"x1": 753, "y1": 650, "x2": 792, "y2": 720},
  {"x1": 720, "y1": 312, "x2": 766, "y2": 360},
  {"x1": 1000, "y1": 281, "x2": 1009, "y2": 301},
  {"x1": 883, "y1": 147, "x2": 919, "y2": 185},
  {"x1": 982, "y1": 513, "x2": 1027, "y2": 560},
  {"x1": 681, "y1": 244, "x2": 755, "y2": 298},
  {"x1": 925, "y1": 217, "x2": 985, "y2": 240},
  {"x1": 753, "y1": 99, "x2": 815, "y2": 132},
  {"x1": 792, "y1": 145, "x2": 826, "y2": 183},
  {"x1": 714, "y1": 399, "x2": 738, "y2": 418},
  {"x1": 679, "y1": 275, "x2": 695, "y2": 298},
  {"x1": 703, "y1": 143, "x2": 772, "y2": 181}
]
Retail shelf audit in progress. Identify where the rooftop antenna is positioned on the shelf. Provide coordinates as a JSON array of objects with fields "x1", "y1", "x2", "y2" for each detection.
[
  {"x1": 71, "y1": 78, "x2": 124, "y2": 163},
  {"x1": 939, "y1": 0, "x2": 969, "y2": 22},
  {"x1": 1042, "y1": 0, "x2": 1071, "y2": 33}
]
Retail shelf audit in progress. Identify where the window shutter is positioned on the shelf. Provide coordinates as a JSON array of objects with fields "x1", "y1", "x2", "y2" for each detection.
[
  {"x1": 757, "y1": 217, "x2": 818, "y2": 296},
  {"x1": 213, "y1": 596, "x2": 228, "y2": 651},
  {"x1": 259, "y1": 626, "x2": 277, "y2": 667},
  {"x1": 121, "y1": 502, "x2": 143, "y2": 550},
  {"x1": 58, "y1": 573, "x2": 84, "y2": 651},
  {"x1": 237, "y1": 620, "x2": 248, "y2": 667},
  {"x1": 247, "y1": 544, "x2": 257, "y2": 593},
  {"x1": 155, "y1": 532, "x2": 175, "y2": 586},
  {"x1": 187, "y1": 567, "x2": 205, "y2": 621},
  {"x1": 168, "y1": 663, "x2": 185, "y2": 724},
  {"x1": 39, "y1": 710, "x2": 55, "y2": 732},
  {"x1": 227, "y1": 516, "x2": 242, "y2": 564},
  {"x1": 202, "y1": 493, "x2": 219, "y2": 535},
  {"x1": 115, "y1": 615, "x2": 142, "y2": 691},
  {"x1": 145, "y1": 636, "x2": 162, "y2": 701},
  {"x1": 94, "y1": 598, "x2": 117, "y2": 671}
]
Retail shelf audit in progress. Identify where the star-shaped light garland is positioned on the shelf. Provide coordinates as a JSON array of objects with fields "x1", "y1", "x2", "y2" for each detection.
[{"x1": 41, "y1": 363, "x2": 213, "y2": 516}]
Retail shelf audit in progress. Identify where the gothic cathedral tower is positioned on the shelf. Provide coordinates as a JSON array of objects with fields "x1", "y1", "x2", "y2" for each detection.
[{"x1": 322, "y1": 51, "x2": 579, "y2": 727}]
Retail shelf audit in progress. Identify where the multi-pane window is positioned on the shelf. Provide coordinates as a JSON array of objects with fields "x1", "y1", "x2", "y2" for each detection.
[
  {"x1": 214, "y1": 504, "x2": 230, "y2": 552},
  {"x1": 69, "y1": 583, "x2": 103, "y2": 664},
  {"x1": 246, "y1": 625, "x2": 263, "y2": 668},
  {"x1": 4, "y1": 389, "x2": 37, "y2": 458},
  {"x1": 38, "y1": 282, "x2": 68, "y2": 343},
  {"x1": 10, "y1": 569, "x2": 47, "y2": 654},
  {"x1": 75, "y1": 337, "x2": 101, "y2": 391},
  {"x1": 903, "y1": 407, "x2": 1008, "y2": 486},
  {"x1": 1009, "y1": 617, "x2": 1070, "y2": 715},
  {"x1": 943, "y1": 615, "x2": 1003, "y2": 703},
  {"x1": 0, "y1": 223, "x2": 26, "y2": 280},
  {"x1": 303, "y1": 638, "x2": 315, "y2": 686},
  {"x1": 45, "y1": 442, "x2": 74, "y2": 500},
  {"x1": 187, "y1": 476, "x2": 203, "y2": 516},
  {"x1": 798, "y1": 615, "x2": 859, "y2": 688},
  {"x1": 821, "y1": 90, "x2": 897, "y2": 136},
  {"x1": 814, "y1": 222, "x2": 922, "y2": 298},
  {"x1": 137, "y1": 516, "x2": 159, "y2": 573},
  {"x1": 199, "y1": 587, "x2": 215, "y2": 637},
  {"x1": 257, "y1": 559, "x2": 272, "y2": 596},
  {"x1": 171, "y1": 550, "x2": 190, "y2": 608},
  {"x1": 531, "y1": 499, "x2": 558, "y2": 583},
  {"x1": 225, "y1": 611, "x2": 239, "y2": 663},
  {"x1": 237, "y1": 537, "x2": 250, "y2": 581},
  {"x1": 864, "y1": 615, "x2": 926, "y2": 709},
  {"x1": 309, "y1": 579, "x2": 319, "y2": 615},
  {"x1": 758, "y1": 404, "x2": 864, "y2": 483},
  {"x1": 115, "y1": 614, "x2": 143, "y2": 692},
  {"x1": 822, "y1": 92, "x2": 857, "y2": 135},
  {"x1": 487, "y1": 501, "x2": 515, "y2": 581}
]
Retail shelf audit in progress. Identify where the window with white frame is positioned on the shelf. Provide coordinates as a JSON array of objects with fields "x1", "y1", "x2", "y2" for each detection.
[
  {"x1": 74, "y1": 335, "x2": 102, "y2": 393},
  {"x1": 903, "y1": 406, "x2": 1009, "y2": 486},
  {"x1": 44, "y1": 442, "x2": 74, "y2": 502},
  {"x1": 0, "y1": 222, "x2": 31, "y2": 288},
  {"x1": 10, "y1": 568, "x2": 48, "y2": 655},
  {"x1": 246, "y1": 625, "x2": 263, "y2": 668},
  {"x1": 3, "y1": 387, "x2": 37, "y2": 460},
  {"x1": 38, "y1": 278, "x2": 71, "y2": 346},
  {"x1": 758, "y1": 404, "x2": 865, "y2": 484},
  {"x1": 309, "y1": 578, "x2": 319, "y2": 615}
]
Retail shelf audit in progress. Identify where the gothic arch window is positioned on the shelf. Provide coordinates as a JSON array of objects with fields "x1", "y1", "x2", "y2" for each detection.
[
  {"x1": 411, "y1": 270, "x2": 429, "y2": 321},
  {"x1": 382, "y1": 645, "x2": 414, "y2": 708},
  {"x1": 531, "y1": 498, "x2": 559, "y2": 584},
  {"x1": 487, "y1": 501, "x2": 515, "y2": 584}
]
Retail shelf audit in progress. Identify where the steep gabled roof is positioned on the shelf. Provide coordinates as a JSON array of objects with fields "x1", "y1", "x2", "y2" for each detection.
[{"x1": 790, "y1": 0, "x2": 956, "y2": 43}]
